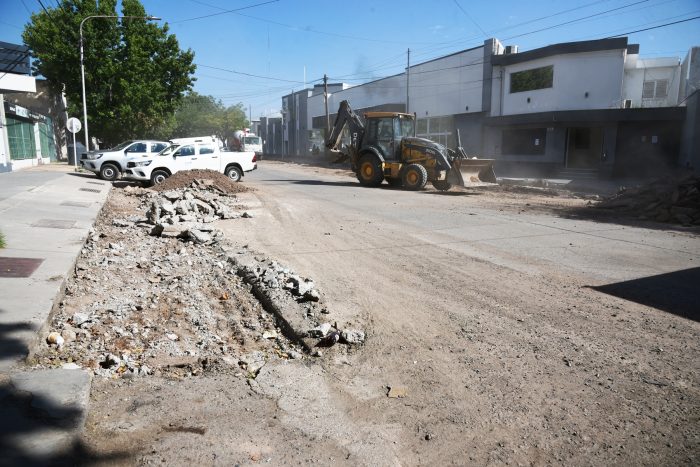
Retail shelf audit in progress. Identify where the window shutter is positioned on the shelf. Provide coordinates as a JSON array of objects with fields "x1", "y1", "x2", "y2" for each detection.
[
  {"x1": 655, "y1": 79, "x2": 668, "y2": 98},
  {"x1": 642, "y1": 81, "x2": 655, "y2": 99}
]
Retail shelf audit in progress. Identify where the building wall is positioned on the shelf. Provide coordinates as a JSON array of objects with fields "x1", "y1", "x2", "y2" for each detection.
[
  {"x1": 680, "y1": 47, "x2": 700, "y2": 101},
  {"x1": 307, "y1": 74, "x2": 406, "y2": 130},
  {"x1": 623, "y1": 57, "x2": 681, "y2": 108},
  {"x1": 308, "y1": 45, "x2": 488, "y2": 129},
  {"x1": 259, "y1": 116, "x2": 283, "y2": 155},
  {"x1": 6, "y1": 80, "x2": 68, "y2": 160},
  {"x1": 409, "y1": 45, "x2": 485, "y2": 118},
  {"x1": 282, "y1": 89, "x2": 312, "y2": 156},
  {"x1": 680, "y1": 90, "x2": 700, "y2": 170},
  {"x1": 491, "y1": 49, "x2": 626, "y2": 116}
]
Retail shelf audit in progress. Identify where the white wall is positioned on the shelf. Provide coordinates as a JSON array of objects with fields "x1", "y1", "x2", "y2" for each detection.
[
  {"x1": 0, "y1": 73, "x2": 36, "y2": 93},
  {"x1": 622, "y1": 57, "x2": 681, "y2": 107},
  {"x1": 308, "y1": 73, "x2": 406, "y2": 127},
  {"x1": 409, "y1": 46, "x2": 484, "y2": 118},
  {"x1": 307, "y1": 46, "x2": 486, "y2": 124},
  {"x1": 491, "y1": 49, "x2": 626, "y2": 116}
]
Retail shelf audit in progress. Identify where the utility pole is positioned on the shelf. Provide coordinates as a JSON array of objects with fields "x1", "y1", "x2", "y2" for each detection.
[
  {"x1": 323, "y1": 74, "x2": 330, "y2": 137},
  {"x1": 249, "y1": 104, "x2": 252, "y2": 127},
  {"x1": 406, "y1": 48, "x2": 410, "y2": 114}
]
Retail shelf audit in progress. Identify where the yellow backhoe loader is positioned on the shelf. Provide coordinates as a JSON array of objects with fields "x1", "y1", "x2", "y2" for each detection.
[{"x1": 325, "y1": 100, "x2": 496, "y2": 191}]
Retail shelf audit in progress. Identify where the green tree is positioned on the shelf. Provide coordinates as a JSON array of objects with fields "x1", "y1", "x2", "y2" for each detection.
[
  {"x1": 23, "y1": 0, "x2": 195, "y2": 147},
  {"x1": 161, "y1": 92, "x2": 248, "y2": 143}
]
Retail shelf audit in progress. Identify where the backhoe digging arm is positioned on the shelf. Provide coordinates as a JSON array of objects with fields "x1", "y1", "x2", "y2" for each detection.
[{"x1": 325, "y1": 100, "x2": 365, "y2": 151}]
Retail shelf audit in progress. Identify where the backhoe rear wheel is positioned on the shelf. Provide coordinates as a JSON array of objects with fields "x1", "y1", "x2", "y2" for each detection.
[
  {"x1": 402, "y1": 164, "x2": 428, "y2": 191},
  {"x1": 356, "y1": 154, "x2": 384, "y2": 187}
]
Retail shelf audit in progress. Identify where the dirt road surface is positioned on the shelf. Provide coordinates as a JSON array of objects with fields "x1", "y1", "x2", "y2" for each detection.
[{"x1": 80, "y1": 162, "x2": 699, "y2": 466}]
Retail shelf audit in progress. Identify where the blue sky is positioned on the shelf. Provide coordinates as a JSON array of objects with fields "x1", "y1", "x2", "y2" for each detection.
[{"x1": 2, "y1": 0, "x2": 699, "y2": 120}]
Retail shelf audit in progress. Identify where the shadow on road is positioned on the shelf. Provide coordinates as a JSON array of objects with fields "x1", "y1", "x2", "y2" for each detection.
[
  {"x1": 0, "y1": 380, "x2": 132, "y2": 466},
  {"x1": 262, "y1": 179, "x2": 364, "y2": 188},
  {"x1": 555, "y1": 205, "x2": 700, "y2": 233},
  {"x1": 0, "y1": 310, "x2": 34, "y2": 363},
  {"x1": 112, "y1": 180, "x2": 145, "y2": 189},
  {"x1": 589, "y1": 267, "x2": 700, "y2": 322},
  {"x1": 66, "y1": 172, "x2": 99, "y2": 180},
  {"x1": 420, "y1": 190, "x2": 483, "y2": 197}
]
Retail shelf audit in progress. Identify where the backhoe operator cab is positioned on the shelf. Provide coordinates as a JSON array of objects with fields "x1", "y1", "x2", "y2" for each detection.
[
  {"x1": 326, "y1": 100, "x2": 496, "y2": 191},
  {"x1": 365, "y1": 113, "x2": 415, "y2": 161}
]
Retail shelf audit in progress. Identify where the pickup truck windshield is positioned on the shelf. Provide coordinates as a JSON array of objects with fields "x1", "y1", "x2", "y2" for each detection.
[
  {"x1": 244, "y1": 137, "x2": 261, "y2": 145},
  {"x1": 159, "y1": 144, "x2": 178, "y2": 156},
  {"x1": 110, "y1": 140, "x2": 134, "y2": 151}
]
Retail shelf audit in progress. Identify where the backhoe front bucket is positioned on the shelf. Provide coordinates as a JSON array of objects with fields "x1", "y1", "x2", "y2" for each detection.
[{"x1": 447, "y1": 158, "x2": 497, "y2": 186}]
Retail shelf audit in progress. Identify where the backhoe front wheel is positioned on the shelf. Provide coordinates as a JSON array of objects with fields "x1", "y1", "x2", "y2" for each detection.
[
  {"x1": 356, "y1": 154, "x2": 384, "y2": 187},
  {"x1": 432, "y1": 180, "x2": 452, "y2": 191},
  {"x1": 402, "y1": 164, "x2": 428, "y2": 191}
]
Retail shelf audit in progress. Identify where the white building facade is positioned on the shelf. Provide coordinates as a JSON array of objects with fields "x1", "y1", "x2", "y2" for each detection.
[{"x1": 298, "y1": 37, "x2": 698, "y2": 178}]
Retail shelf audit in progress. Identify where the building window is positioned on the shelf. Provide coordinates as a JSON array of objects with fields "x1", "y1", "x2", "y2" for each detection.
[
  {"x1": 510, "y1": 65, "x2": 554, "y2": 93},
  {"x1": 642, "y1": 79, "x2": 669, "y2": 99},
  {"x1": 416, "y1": 116, "x2": 454, "y2": 148},
  {"x1": 38, "y1": 118, "x2": 56, "y2": 160},
  {"x1": 501, "y1": 128, "x2": 547, "y2": 155},
  {"x1": 7, "y1": 117, "x2": 36, "y2": 160}
]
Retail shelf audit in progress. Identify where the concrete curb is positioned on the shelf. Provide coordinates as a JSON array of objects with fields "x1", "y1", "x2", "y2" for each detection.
[{"x1": 0, "y1": 168, "x2": 111, "y2": 463}]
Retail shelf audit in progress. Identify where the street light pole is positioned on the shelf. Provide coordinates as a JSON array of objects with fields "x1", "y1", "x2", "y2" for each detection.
[{"x1": 79, "y1": 14, "x2": 160, "y2": 152}]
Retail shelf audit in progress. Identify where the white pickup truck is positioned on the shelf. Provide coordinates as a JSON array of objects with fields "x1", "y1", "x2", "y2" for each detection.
[
  {"x1": 80, "y1": 140, "x2": 169, "y2": 181},
  {"x1": 123, "y1": 136, "x2": 257, "y2": 185}
]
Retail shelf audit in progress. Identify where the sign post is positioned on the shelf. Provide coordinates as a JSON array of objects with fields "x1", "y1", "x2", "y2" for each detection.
[{"x1": 66, "y1": 117, "x2": 82, "y2": 171}]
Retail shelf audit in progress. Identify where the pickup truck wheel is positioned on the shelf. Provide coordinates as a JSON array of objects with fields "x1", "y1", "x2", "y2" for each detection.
[
  {"x1": 150, "y1": 169, "x2": 169, "y2": 186},
  {"x1": 402, "y1": 164, "x2": 428, "y2": 191},
  {"x1": 225, "y1": 166, "x2": 242, "y2": 182},
  {"x1": 356, "y1": 154, "x2": 384, "y2": 187},
  {"x1": 99, "y1": 163, "x2": 120, "y2": 181}
]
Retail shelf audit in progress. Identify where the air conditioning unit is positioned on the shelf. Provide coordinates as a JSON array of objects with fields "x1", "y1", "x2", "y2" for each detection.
[
  {"x1": 622, "y1": 99, "x2": 632, "y2": 109},
  {"x1": 504, "y1": 45, "x2": 519, "y2": 55}
]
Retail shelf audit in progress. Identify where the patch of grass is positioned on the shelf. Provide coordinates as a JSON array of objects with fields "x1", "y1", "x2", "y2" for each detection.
[{"x1": 0, "y1": 231, "x2": 5, "y2": 249}]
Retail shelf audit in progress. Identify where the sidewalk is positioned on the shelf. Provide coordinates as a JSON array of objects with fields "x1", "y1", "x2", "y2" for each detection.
[{"x1": 0, "y1": 164, "x2": 110, "y2": 463}]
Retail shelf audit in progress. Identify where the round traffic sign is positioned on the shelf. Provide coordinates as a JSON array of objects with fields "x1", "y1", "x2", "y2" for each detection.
[{"x1": 66, "y1": 117, "x2": 82, "y2": 134}]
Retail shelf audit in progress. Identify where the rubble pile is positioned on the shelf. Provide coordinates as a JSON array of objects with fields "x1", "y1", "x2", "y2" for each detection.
[
  {"x1": 152, "y1": 169, "x2": 250, "y2": 194},
  {"x1": 595, "y1": 175, "x2": 700, "y2": 225},
  {"x1": 35, "y1": 181, "x2": 365, "y2": 378},
  {"x1": 231, "y1": 254, "x2": 366, "y2": 349},
  {"x1": 33, "y1": 186, "x2": 301, "y2": 378},
  {"x1": 144, "y1": 181, "x2": 250, "y2": 244}
]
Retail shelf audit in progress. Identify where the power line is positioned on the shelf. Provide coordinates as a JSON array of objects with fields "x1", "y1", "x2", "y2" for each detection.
[
  {"x1": 322, "y1": 0, "x2": 643, "y2": 82},
  {"x1": 607, "y1": 14, "x2": 700, "y2": 37},
  {"x1": 171, "y1": 0, "x2": 280, "y2": 24},
  {"x1": 195, "y1": 63, "x2": 320, "y2": 84},
  {"x1": 500, "y1": 0, "x2": 650, "y2": 41},
  {"x1": 453, "y1": 0, "x2": 487, "y2": 37},
  {"x1": 185, "y1": 0, "x2": 440, "y2": 45},
  {"x1": 19, "y1": 0, "x2": 33, "y2": 14},
  {"x1": 0, "y1": 20, "x2": 23, "y2": 30},
  {"x1": 328, "y1": 8, "x2": 699, "y2": 93},
  {"x1": 569, "y1": 8, "x2": 700, "y2": 41}
]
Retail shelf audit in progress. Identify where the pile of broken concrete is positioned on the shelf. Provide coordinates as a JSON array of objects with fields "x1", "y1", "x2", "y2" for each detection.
[
  {"x1": 146, "y1": 179, "x2": 252, "y2": 244},
  {"x1": 35, "y1": 180, "x2": 365, "y2": 379},
  {"x1": 597, "y1": 174, "x2": 700, "y2": 225}
]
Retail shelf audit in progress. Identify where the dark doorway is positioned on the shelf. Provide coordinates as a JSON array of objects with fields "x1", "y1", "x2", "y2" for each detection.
[{"x1": 566, "y1": 127, "x2": 602, "y2": 168}]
